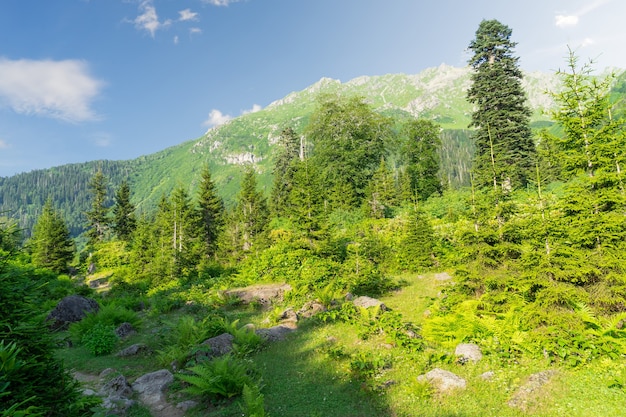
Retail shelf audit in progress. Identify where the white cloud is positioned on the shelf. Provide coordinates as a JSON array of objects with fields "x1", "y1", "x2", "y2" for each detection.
[
  {"x1": 190, "y1": 27, "x2": 202, "y2": 35},
  {"x1": 242, "y1": 104, "x2": 262, "y2": 114},
  {"x1": 555, "y1": 0, "x2": 611, "y2": 28},
  {"x1": 0, "y1": 139, "x2": 9, "y2": 149},
  {"x1": 203, "y1": 109, "x2": 232, "y2": 127},
  {"x1": 201, "y1": 0, "x2": 240, "y2": 6},
  {"x1": 178, "y1": 8, "x2": 198, "y2": 22},
  {"x1": 133, "y1": 0, "x2": 171, "y2": 37},
  {"x1": 173, "y1": 35, "x2": 179, "y2": 44},
  {"x1": 555, "y1": 15, "x2": 579, "y2": 28},
  {"x1": 0, "y1": 58, "x2": 103, "y2": 122}
]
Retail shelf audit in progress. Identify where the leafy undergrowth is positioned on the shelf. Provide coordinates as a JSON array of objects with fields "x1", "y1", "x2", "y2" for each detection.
[{"x1": 57, "y1": 273, "x2": 626, "y2": 417}]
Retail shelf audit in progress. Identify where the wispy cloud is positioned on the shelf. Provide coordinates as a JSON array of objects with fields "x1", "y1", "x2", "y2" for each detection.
[
  {"x1": 133, "y1": 0, "x2": 171, "y2": 37},
  {"x1": 0, "y1": 139, "x2": 9, "y2": 149},
  {"x1": 190, "y1": 27, "x2": 202, "y2": 36},
  {"x1": 0, "y1": 58, "x2": 103, "y2": 122},
  {"x1": 178, "y1": 8, "x2": 198, "y2": 22},
  {"x1": 201, "y1": 0, "x2": 241, "y2": 6},
  {"x1": 555, "y1": 0, "x2": 611, "y2": 28},
  {"x1": 203, "y1": 109, "x2": 232, "y2": 127}
]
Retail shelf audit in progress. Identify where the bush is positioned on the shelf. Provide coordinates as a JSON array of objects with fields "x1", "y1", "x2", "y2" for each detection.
[
  {"x1": 82, "y1": 323, "x2": 118, "y2": 356},
  {"x1": 176, "y1": 355, "x2": 256, "y2": 401},
  {"x1": 157, "y1": 315, "x2": 226, "y2": 367},
  {"x1": 69, "y1": 304, "x2": 141, "y2": 342}
]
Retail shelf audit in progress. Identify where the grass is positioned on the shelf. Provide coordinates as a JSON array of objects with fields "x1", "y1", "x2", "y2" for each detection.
[{"x1": 57, "y1": 272, "x2": 626, "y2": 417}]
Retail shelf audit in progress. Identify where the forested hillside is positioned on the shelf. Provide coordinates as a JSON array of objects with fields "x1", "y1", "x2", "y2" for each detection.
[{"x1": 0, "y1": 66, "x2": 569, "y2": 238}]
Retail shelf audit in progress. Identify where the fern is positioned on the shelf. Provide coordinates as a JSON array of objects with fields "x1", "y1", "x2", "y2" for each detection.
[{"x1": 177, "y1": 355, "x2": 255, "y2": 400}]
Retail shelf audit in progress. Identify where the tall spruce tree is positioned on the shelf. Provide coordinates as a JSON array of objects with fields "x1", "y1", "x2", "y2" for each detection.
[
  {"x1": 234, "y1": 167, "x2": 269, "y2": 252},
  {"x1": 196, "y1": 166, "x2": 225, "y2": 258},
  {"x1": 30, "y1": 199, "x2": 74, "y2": 273},
  {"x1": 467, "y1": 19, "x2": 535, "y2": 190},
  {"x1": 112, "y1": 180, "x2": 136, "y2": 241},
  {"x1": 85, "y1": 169, "x2": 110, "y2": 243},
  {"x1": 270, "y1": 127, "x2": 301, "y2": 217}
]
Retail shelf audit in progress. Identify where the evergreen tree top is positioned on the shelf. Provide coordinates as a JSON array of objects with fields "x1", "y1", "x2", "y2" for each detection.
[{"x1": 468, "y1": 19, "x2": 519, "y2": 68}]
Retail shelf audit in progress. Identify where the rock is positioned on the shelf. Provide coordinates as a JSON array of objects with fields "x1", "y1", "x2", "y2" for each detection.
[
  {"x1": 196, "y1": 333, "x2": 234, "y2": 361},
  {"x1": 115, "y1": 322, "x2": 136, "y2": 338},
  {"x1": 102, "y1": 396, "x2": 135, "y2": 412},
  {"x1": 353, "y1": 296, "x2": 386, "y2": 310},
  {"x1": 116, "y1": 343, "x2": 149, "y2": 357},
  {"x1": 297, "y1": 300, "x2": 327, "y2": 319},
  {"x1": 177, "y1": 400, "x2": 198, "y2": 411},
  {"x1": 345, "y1": 293, "x2": 354, "y2": 301},
  {"x1": 99, "y1": 368, "x2": 117, "y2": 379},
  {"x1": 455, "y1": 343, "x2": 483, "y2": 363},
  {"x1": 46, "y1": 295, "x2": 99, "y2": 330},
  {"x1": 82, "y1": 388, "x2": 97, "y2": 396},
  {"x1": 279, "y1": 308, "x2": 298, "y2": 323},
  {"x1": 224, "y1": 283, "x2": 292, "y2": 307},
  {"x1": 417, "y1": 368, "x2": 466, "y2": 392},
  {"x1": 434, "y1": 272, "x2": 453, "y2": 281},
  {"x1": 100, "y1": 374, "x2": 133, "y2": 398},
  {"x1": 507, "y1": 370, "x2": 557, "y2": 411},
  {"x1": 256, "y1": 325, "x2": 295, "y2": 342},
  {"x1": 480, "y1": 371, "x2": 495, "y2": 381},
  {"x1": 132, "y1": 369, "x2": 174, "y2": 406}
]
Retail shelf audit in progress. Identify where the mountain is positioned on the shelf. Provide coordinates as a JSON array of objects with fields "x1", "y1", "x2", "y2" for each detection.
[{"x1": 0, "y1": 65, "x2": 613, "y2": 237}]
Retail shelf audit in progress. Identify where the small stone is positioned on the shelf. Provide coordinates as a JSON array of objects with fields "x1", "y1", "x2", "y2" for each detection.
[
  {"x1": 353, "y1": 296, "x2": 386, "y2": 310},
  {"x1": 480, "y1": 371, "x2": 495, "y2": 381},
  {"x1": 177, "y1": 400, "x2": 199, "y2": 411},
  {"x1": 455, "y1": 343, "x2": 482, "y2": 363},
  {"x1": 417, "y1": 368, "x2": 466, "y2": 392}
]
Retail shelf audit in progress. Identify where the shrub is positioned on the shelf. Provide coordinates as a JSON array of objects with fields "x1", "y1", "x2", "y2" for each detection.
[
  {"x1": 82, "y1": 323, "x2": 118, "y2": 356},
  {"x1": 176, "y1": 355, "x2": 256, "y2": 401},
  {"x1": 157, "y1": 315, "x2": 226, "y2": 367},
  {"x1": 69, "y1": 304, "x2": 141, "y2": 342}
]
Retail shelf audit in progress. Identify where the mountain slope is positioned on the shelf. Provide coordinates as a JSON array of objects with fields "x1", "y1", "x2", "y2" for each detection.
[{"x1": 0, "y1": 65, "x2": 610, "y2": 236}]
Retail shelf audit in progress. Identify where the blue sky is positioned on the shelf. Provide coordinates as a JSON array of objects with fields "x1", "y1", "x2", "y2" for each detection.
[{"x1": 1, "y1": 0, "x2": 625, "y2": 177}]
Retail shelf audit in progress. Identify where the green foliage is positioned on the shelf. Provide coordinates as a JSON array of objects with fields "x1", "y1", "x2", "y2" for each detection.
[
  {"x1": 69, "y1": 304, "x2": 141, "y2": 341},
  {"x1": 176, "y1": 354, "x2": 256, "y2": 401},
  {"x1": 224, "y1": 319, "x2": 262, "y2": 356},
  {"x1": 29, "y1": 199, "x2": 75, "y2": 274},
  {"x1": 85, "y1": 169, "x2": 111, "y2": 244},
  {"x1": 240, "y1": 383, "x2": 266, "y2": 417},
  {"x1": 112, "y1": 179, "x2": 136, "y2": 241},
  {"x1": 467, "y1": 19, "x2": 535, "y2": 189},
  {"x1": 349, "y1": 350, "x2": 391, "y2": 380},
  {"x1": 400, "y1": 119, "x2": 443, "y2": 201},
  {"x1": 197, "y1": 165, "x2": 225, "y2": 259},
  {"x1": 306, "y1": 94, "x2": 393, "y2": 209},
  {"x1": 157, "y1": 315, "x2": 226, "y2": 367},
  {"x1": 81, "y1": 323, "x2": 118, "y2": 356}
]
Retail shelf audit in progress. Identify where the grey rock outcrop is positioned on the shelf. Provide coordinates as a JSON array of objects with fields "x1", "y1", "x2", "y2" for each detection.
[
  {"x1": 256, "y1": 325, "x2": 295, "y2": 342},
  {"x1": 508, "y1": 370, "x2": 557, "y2": 411},
  {"x1": 46, "y1": 295, "x2": 99, "y2": 330},
  {"x1": 297, "y1": 300, "x2": 327, "y2": 319},
  {"x1": 132, "y1": 369, "x2": 174, "y2": 406},
  {"x1": 224, "y1": 283, "x2": 292, "y2": 307},
  {"x1": 455, "y1": 343, "x2": 483, "y2": 363},
  {"x1": 115, "y1": 322, "x2": 136, "y2": 338},
  {"x1": 417, "y1": 368, "x2": 466, "y2": 392},
  {"x1": 353, "y1": 296, "x2": 386, "y2": 310},
  {"x1": 196, "y1": 333, "x2": 235, "y2": 361},
  {"x1": 116, "y1": 343, "x2": 149, "y2": 357}
]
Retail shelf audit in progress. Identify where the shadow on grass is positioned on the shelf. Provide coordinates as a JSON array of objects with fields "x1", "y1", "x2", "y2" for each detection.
[{"x1": 251, "y1": 322, "x2": 393, "y2": 417}]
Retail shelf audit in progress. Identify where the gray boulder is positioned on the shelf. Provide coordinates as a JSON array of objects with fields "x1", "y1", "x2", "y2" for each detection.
[
  {"x1": 46, "y1": 295, "x2": 99, "y2": 330},
  {"x1": 116, "y1": 343, "x2": 149, "y2": 357},
  {"x1": 256, "y1": 325, "x2": 295, "y2": 342},
  {"x1": 508, "y1": 370, "x2": 557, "y2": 411},
  {"x1": 297, "y1": 300, "x2": 327, "y2": 319},
  {"x1": 196, "y1": 333, "x2": 234, "y2": 361},
  {"x1": 132, "y1": 369, "x2": 174, "y2": 406},
  {"x1": 115, "y1": 322, "x2": 136, "y2": 338},
  {"x1": 224, "y1": 283, "x2": 292, "y2": 307},
  {"x1": 455, "y1": 343, "x2": 483, "y2": 363},
  {"x1": 417, "y1": 368, "x2": 466, "y2": 392},
  {"x1": 353, "y1": 296, "x2": 386, "y2": 310}
]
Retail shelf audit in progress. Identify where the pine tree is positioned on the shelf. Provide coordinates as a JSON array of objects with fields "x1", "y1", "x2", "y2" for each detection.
[
  {"x1": 401, "y1": 119, "x2": 443, "y2": 200},
  {"x1": 112, "y1": 180, "x2": 136, "y2": 241},
  {"x1": 270, "y1": 127, "x2": 302, "y2": 217},
  {"x1": 196, "y1": 166, "x2": 225, "y2": 259},
  {"x1": 234, "y1": 167, "x2": 269, "y2": 252},
  {"x1": 288, "y1": 159, "x2": 325, "y2": 238},
  {"x1": 30, "y1": 199, "x2": 74, "y2": 273},
  {"x1": 467, "y1": 19, "x2": 535, "y2": 190},
  {"x1": 364, "y1": 157, "x2": 396, "y2": 218},
  {"x1": 85, "y1": 169, "x2": 110, "y2": 243}
]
